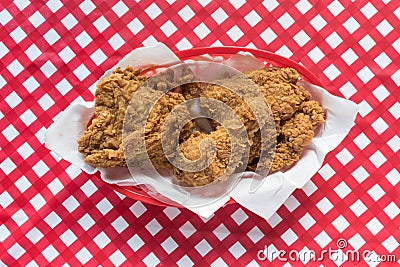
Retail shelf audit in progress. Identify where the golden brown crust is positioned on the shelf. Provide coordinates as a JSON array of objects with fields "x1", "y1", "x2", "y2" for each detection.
[
  {"x1": 77, "y1": 66, "x2": 146, "y2": 167},
  {"x1": 78, "y1": 65, "x2": 325, "y2": 186},
  {"x1": 187, "y1": 67, "x2": 323, "y2": 176},
  {"x1": 246, "y1": 68, "x2": 311, "y2": 122},
  {"x1": 270, "y1": 111, "x2": 315, "y2": 172},
  {"x1": 124, "y1": 89, "x2": 194, "y2": 169},
  {"x1": 172, "y1": 126, "x2": 239, "y2": 186},
  {"x1": 78, "y1": 66, "x2": 194, "y2": 168},
  {"x1": 245, "y1": 69, "x2": 324, "y2": 172}
]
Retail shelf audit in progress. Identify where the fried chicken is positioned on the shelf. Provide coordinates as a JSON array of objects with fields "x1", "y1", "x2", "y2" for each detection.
[
  {"x1": 270, "y1": 100, "x2": 325, "y2": 171},
  {"x1": 78, "y1": 66, "x2": 194, "y2": 168},
  {"x1": 245, "y1": 67, "x2": 311, "y2": 122},
  {"x1": 123, "y1": 67, "x2": 196, "y2": 168},
  {"x1": 183, "y1": 67, "x2": 322, "y2": 177},
  {"x1": 192, "y1": 77, "x2": 276, "y2": 174},
  {"x1": 123, "y1": 88, "x2": 194, "y2": 168},
  {"x1": 77, "y1": 66, "x2": 146, "y2": 167},
  {"x1": 243, "y1": 68, "x2": 325, "y2": 172},
  {"x1": 78, "y1": 64, "x2": 325, "y2": 187},
  {"x1": 172, "y1": 126, "x2": 248, "y2": 186}
]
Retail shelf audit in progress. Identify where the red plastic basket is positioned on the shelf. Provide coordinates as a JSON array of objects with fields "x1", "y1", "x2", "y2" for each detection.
[{"x1": 103, "y1": 46, "x2": 325, "y2": 207}]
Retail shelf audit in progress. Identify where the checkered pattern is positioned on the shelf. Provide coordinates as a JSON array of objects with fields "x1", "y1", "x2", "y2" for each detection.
[{"x1": 1, "y1": 0, "x2": 399, "y2": 266}]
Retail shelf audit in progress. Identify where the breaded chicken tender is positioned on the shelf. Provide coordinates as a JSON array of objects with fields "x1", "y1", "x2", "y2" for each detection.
[
  {"x1": 270, "y1": 100, "x2": 325, "y2": 171},
  {"x1": 78, "y1": 66, "x2": 194, "y2": 168},
  {"x1": 245, "y1": 67, "x2": 311, "y2": 122},
  {"x1": 182, "y1": 67, "x2": 324, "y2": 179},
  {"x1": 79, "y1": 64, "x2": 325, "y2": 187},
  {"x1": 123, "y1": 88, "x2": 194, "y2": 169},
  {"x1": 78, "y1": 67, "x2": 146, "y2": 167},
  {"x1": 172, "y1": 126, "x2": 246, "y2": 186},
  {"x1": 245, "y1": 69, "x2": 324, "y2": 172},
  {"x1": 194, "y1": 79, "x2": 275, "y2": 173}
]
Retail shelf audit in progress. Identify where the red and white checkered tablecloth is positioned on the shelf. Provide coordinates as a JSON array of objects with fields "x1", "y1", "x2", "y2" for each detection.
[{"x1": 1, "y1": 0, "x2": 399, "y2": 266}]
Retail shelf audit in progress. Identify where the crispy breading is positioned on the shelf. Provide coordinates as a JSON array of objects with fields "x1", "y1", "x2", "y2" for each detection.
[
  {"x1": 270, "y1": 100, "x2": 325, "y2": 171},
  {"x1": 246, "y1": 68, "x2": 324, "y2": 172},
  {"x1": 243, "y1": 68, "x2": 323, "y2": 173},
  {"x1": 180, "y1": 67, "x2": 324, "y2": 179},
  {"x1": 191, "y1": 74, "x2": 275, "y2": 168},
  {"x1": 77, "y1": 66, "x2": 146, "y2": 167},
  {"x1": 245, "y1": 68, "x2": 311, "y2": 121},
  {"x1": 172, "y1": 126, "x2": 246, "y2": 186},
  {"x1": 124, "y1": 88, "x2": 194, "y2": 168},
  {"x1": 78, "y1": 66, "x2": 194, "y2": 168},
  {"x1": 79, "y1": 65, "x2": 325, "y2": 187}
]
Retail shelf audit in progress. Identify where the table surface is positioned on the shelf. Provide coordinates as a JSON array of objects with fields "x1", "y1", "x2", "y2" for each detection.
[{"x1": 1, "y1": 0, "x2": 399, "y2": 266}]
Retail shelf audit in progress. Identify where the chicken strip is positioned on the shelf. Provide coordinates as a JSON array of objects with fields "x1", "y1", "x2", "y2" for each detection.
[
  {"x1": 78, "y1": 66, "x2": 146, "y2": 167},
  {"x1": 172, "y1": 126, "x2": 248, "y2": 186},
  {"x1": 182, "y1": 67, "x2": 324, "y2": 176},
  {"x1": 270, "y1": 100, "x2": 325, "y2": 171},
  {"x1": 78, "y1": 66, "x2": 194, "y2": 168},
  {"x1": 123, "y1": 88, "x2": 194, "y2": 169},
  {"x1": 245, "y1": 67, "x2": 311, "y2": 122}
]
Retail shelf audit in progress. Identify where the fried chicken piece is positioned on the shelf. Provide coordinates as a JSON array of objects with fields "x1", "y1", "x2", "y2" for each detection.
[
  {"x1": 123, "y1": 89, "x2": 194, "y2": 168},
  {"x1": 244, "y1": 68, "x2": 324, "y2": 173},
  {"x1": 146, "y1": 66, "x2": 197, "y2": 93},
  {"x1": 78, "y1": 66, "x2": 146, "y2": 167},
  {"x1": 196, "y1": 83, "x2": 266, "y2": 172},
  {"x1": 193, "y1": 68, "x2": 307, "y2": 173},
  {"x1": 172, "y1": 126, "x2": 247, "y2": 186},
  {"x1": 270, "y1": 100, "x2": 325, "y2": 171},
  {"x1": 180, "y1": 82, "x2": 205, "y2": 100},
  {"x1": 200, "y1": 84, "x2": 260, "y2": 134},
  {"x1": 245, "y1": 67, "x2": 311, "y2": 122},
  {"x1": 244, "y1": 67, "x2": 300, "y2": 85},
  {"x1": 174, "y1": 67, "x2": 324, "y2": 182},
  {"x1": 299, "y1": 100, "x2": 325, "y2": 126},
  {"x1": 79, "y1": 63, "x2": 325, "y2": 185},
  {"x1": 78, "y1": 66, "x2": 194, "y2": 168}
]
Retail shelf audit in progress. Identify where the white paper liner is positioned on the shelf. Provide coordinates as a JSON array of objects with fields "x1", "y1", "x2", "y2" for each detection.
[{"x1": 45, "y1": 43, "x2": 358, "y2": 219}]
